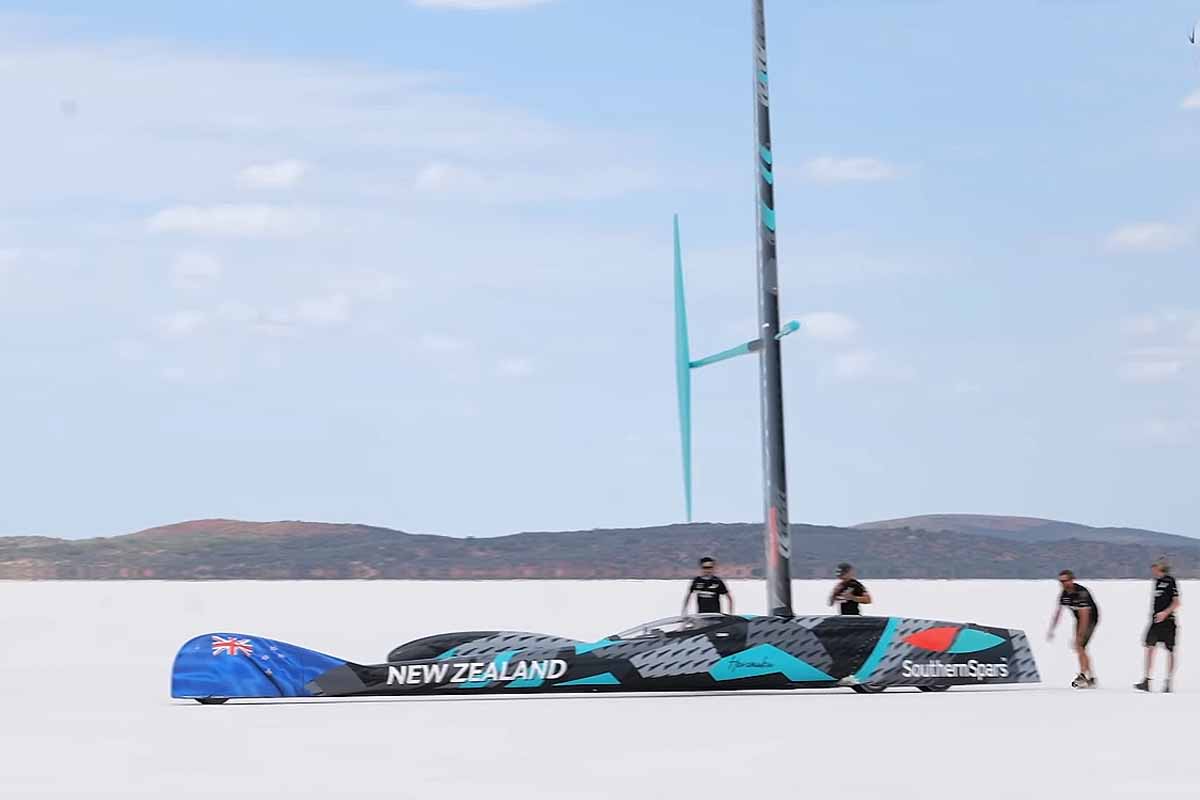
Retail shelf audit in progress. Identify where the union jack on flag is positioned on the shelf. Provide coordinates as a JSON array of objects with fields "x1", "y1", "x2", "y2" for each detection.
[{"x1": 211, "y1": 635, "x2": 254, "y2": 657}]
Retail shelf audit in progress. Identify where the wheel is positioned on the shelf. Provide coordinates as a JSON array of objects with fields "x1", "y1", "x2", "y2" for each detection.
[
  {"x1": 851, "y1": 683, "x2": 887, "y2": 694},
  {"x1": 918, "y1": 685, "x2": 950, "y2": 693},
  {"x1": 196, "y1": 697, "x2": 229, "y2": 705}
]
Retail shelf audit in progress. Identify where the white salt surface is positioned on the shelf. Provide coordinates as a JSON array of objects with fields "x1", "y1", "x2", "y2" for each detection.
[{"x1": 1, "y1": 579, "x2": 1196, "y2": 798}]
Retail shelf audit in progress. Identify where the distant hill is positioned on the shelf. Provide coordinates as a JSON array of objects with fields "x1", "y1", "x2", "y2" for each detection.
[
  {"x1": 854, "y1": 514, "x2": 1195, "y2": 548},
  {"x1": 2, "y1": 516, "x2": 1200, "y2": 580}
]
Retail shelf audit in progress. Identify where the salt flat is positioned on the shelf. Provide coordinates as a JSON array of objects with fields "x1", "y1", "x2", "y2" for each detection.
[{"x1": 1, "y1": 579, "x2": 1196, "y2": 798}]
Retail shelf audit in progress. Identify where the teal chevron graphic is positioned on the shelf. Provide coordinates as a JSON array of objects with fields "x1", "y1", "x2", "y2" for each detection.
[
  {"x1": 760, "y1": 202, "x2": 776, "y2": 231},
  {"x1": 557, "y1": 672, "x2": 621, "y2": 687},
  {"x1": 947, "y1": 629, "x2": 1006, "y2": 654},
  {"x1": 853, "y1": 617, "x2": 899, "y2": 682},
  {"x1": 507, "y1": 665, "x2": 548, "y2": 689}
]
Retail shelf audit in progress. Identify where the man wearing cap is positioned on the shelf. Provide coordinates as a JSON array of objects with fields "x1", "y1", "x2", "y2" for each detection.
[
  {"x1": 828, "y1": 563, "x2": 871, "y2": 615},
  {"x1": 1135, "y1": 558, "x2": 1181, "y2": 693},
  {"x1": 682, "y1": 557, "x2": 733, "y2": 615}
]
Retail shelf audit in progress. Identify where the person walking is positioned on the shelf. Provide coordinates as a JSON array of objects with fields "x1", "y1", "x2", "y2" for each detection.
[
  {"x1": 1048, "y1": 569, "x2": 1099, "y2": 689},
  {"x1": 828, "y1": 563, "x2": 871, "y2": 615},
  {"x1": 1135, "y1": 558, "x2": 1181, "y2": 693},
  {"x1": 682, "y1": 556, "x2": 733, "y2": 615}
]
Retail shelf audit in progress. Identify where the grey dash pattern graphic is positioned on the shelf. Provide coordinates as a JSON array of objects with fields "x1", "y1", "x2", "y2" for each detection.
[
  {"x1": 1005, "y1": 631, "x2": 1040, "y2": 682},
  {"x1": 630, "y1": 636, "x2": 722, "y2": 678},
  {"x1": 747, "y1": 619, "x2": 834, "y2": 673},
  {"x1": 787, "y1": 616, "x2": 826, "y2": 631},
  {"x1": 451, "y1": 633, "x2": 578, "y2": 658}
]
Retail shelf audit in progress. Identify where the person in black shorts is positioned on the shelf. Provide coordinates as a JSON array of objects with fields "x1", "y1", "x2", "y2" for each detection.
[
  {"x1": 1048, "y1": 569, "x2": 1099, "y2": 688},
  {"x1": 828, "y1": 562, "x2": 872, "y2": 615},
  {"x1": 1136, "y1": 558, "x2": 1181, "y2": 693},
  {"x1": 682, "y1": 557, "x2": 733, "y2": 615}
]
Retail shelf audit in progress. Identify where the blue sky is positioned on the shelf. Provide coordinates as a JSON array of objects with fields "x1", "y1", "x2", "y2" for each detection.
[{"x1": 1, "y1": 0, "x2": 1198, "y2": 539}]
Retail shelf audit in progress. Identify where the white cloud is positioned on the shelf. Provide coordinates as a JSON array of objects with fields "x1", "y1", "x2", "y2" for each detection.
[
  {"x1": 251, "y1": 313, "x2": 297, "y2": 339},
  {"x1": 1104, "y1": 222, "x2": 1192, "y2": 253},
  {"x1": 150, "y1": 283, "x2": 396, "y2": 351},
  {"x1": 1122, "y1": 311, "x2": 1199, "y2": 341},
  {"x1": 294, "y1": 293, "x2": 351, "y2": 325},
  {"x1": 415, "y1": 161, "x2": 487, "y2": 193},
  {"x1": 801, "y1": 156, "x2": 899, "y2": 183},
  {"x1": 1122, "y1": 312, "x2": 1171, "y2": 337},
  {"x1": 3, "y1": 18, "x2": 668, "y2": 387},
  {"x1": 764, "y1": 309, "x2": 909, "y2": 383},
  {"x1": 1119, "y1": 360, "x2": 1184, "y2": 383},
  {"x1": 0, "y1": 27, "x2": 650, "y2": 219},
  {"x1": 0, "y1": 18, "x2": 661, "y2": 350},
  {"x1": 237, "y1": 159, "x2": 308, "y2": 190},
  {"x1": 831, "y1": 348, "x2": 913, "y2": 382},
  {"x1": 419, "y1": 333, "x2": 469, "y2": 353},
  {"x1": 832, "y1": 349, "x2": 878, "y2": 381},
  {"x1": 413, "y1": 160, "x2": 656, "y2": 203},
  {"x1": 330, "y1": 271, "x2": 406, "y2": 302},
  {"x1": 170, "y1": 252, "x2": 223, "y2": 289},
  {"x1": 114, "y1": 339, "x2": 148, "y2": 362},
  {"x1": 1118, "y1": 311, "x2": 1200, "y2": 384},
  {"x1": 147, "y1": 204, "x2": 318, "y2": 238},
  {"x1": 410, "y1": 0, "x2": 553, "y2": 9},
  {"x1": 161, "y1": 366, "x2": 190, "y2": 383},
  {"x1": 797, "y1": 311, "x2": 858, "y2": 343},
  {"x1": 157, "y1": 309, "x2": 208, "y2": 337},
  {"x1": 158, "y1": 363, "x2": 231, "y2": 385},
  {"x1": 496, "y1": 356, "x2": 536, "y2": 378},
  {"x1": 1182, "y1": 90, "x2": 1200, "y2": 110},
  {"x1": 214, "y1": 300, "x2": 258, "y2": 324},
  {"x1": 1123, "y1": 418, "x2": 1198, "y2": 447},
  {"x1": 215, "y1": 300, "x2": 296, "y2": 337}
]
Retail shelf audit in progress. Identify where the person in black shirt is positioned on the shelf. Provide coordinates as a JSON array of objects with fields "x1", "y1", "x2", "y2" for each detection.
[
  {"x1": 682, "y1": 557, "x2": 733, "y2": 615},
  {"x1": 1135, "y1": 558, "x2": 1181, "y2": 693},
  {"x1": 828, "y1": 562, "x2": 872, "y2": 615},
  {"x1": 1048, "y1": 569, "x2": 1099, "y2": 688}
]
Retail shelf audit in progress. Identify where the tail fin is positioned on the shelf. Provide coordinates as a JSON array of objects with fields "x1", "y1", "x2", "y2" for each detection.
[
  {"x1": 673, "y1": 214, "x2": 693, "y2": 522},
  {"x1": 171, "y1": 633, "x2": 349, "y2": 700}
]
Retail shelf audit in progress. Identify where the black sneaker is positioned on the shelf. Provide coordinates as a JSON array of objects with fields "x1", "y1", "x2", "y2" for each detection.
[
  {"x1": 1134, "y1": 679, "x2": 1150, "y2": 692},
  {"x1": 1163, "y1": 681, "x2": 1172, "y2": 694},
  {"x1": 1071, "y1": 673, "x2": 1087, "y2": 689}
]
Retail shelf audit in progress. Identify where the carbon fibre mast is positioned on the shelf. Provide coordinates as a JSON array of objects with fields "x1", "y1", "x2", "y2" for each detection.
[
  {"x1": 672, "y1": 0, "x2": 797, "y2": 616},
  {"x1": 750, "y1": 0, "x2": 792, "y2": 617}
]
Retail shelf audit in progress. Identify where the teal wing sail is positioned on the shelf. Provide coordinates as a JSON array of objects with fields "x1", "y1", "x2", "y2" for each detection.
[{"x1": 673, "y1": 214, "x2": 693, "y2": 522}]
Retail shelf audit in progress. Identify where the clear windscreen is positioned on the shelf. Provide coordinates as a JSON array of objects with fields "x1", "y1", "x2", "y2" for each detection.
[{"x1": 609, "y1": 614, "x2": 730, "y2": 641}]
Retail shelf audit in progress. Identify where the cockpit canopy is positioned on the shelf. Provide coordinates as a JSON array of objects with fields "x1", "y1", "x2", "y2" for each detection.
[{"x1": 608, "y1": 614, "x2": 733, "y2": 641}]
